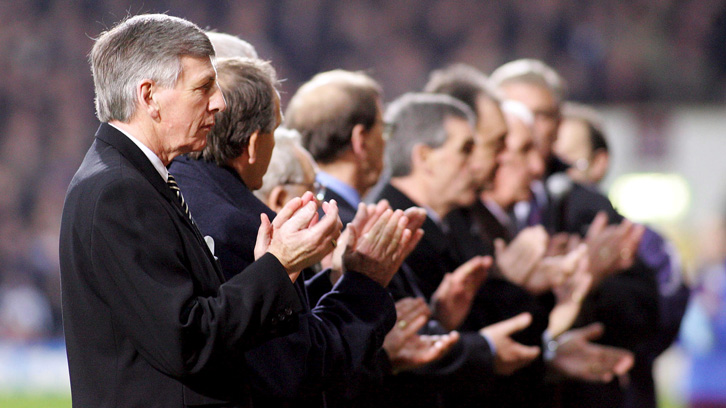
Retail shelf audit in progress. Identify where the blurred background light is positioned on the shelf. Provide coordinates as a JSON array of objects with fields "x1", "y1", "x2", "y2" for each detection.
[{"x1": 609, "y1": 173, "x2": 691, "y2": 223}]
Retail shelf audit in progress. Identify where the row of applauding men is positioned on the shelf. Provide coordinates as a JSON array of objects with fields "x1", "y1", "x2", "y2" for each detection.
[{"x1": 59, "y1": 14, "x2": 688, "y2": 408}]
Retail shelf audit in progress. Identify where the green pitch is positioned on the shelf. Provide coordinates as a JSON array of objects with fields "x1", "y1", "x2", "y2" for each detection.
[{"x1": 0, "y1": 394, "x2": 71, "y2": 408}]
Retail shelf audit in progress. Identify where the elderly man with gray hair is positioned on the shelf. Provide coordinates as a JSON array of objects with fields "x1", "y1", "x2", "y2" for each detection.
[
  {"x1": 367, "y1": 92, "x2": 543, "y2": 408},
  {"x1": 59, "y1": 14, "x2": 347, "y2": 407}
]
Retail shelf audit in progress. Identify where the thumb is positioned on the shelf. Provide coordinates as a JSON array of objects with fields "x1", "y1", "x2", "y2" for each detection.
[
  {"x1": 494, "y1": 238, "x2": 506, "y2": 257},
  {"x1": 586, "y1": 211, "x2": 608, "y2": 239},
  {"x1": 254, "y1": 213, "x2": 273, "y2": 260},
  {"x1": 580, "y1": 322, "x2": 605, "y2": 341},
  {"x1": 499, "y1": 312, "x2": 533, "y2": 336},
  {"x1": 345, "y1": 223, "x2": 358, "y2": 254}
]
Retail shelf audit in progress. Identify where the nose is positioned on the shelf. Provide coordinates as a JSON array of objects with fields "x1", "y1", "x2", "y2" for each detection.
[
  {"x1": 529, "y1": 150, "x2": 545, "y2": 180},
  {"x1": 209, "y1": 84, "x2": 226, "y2": 113}
]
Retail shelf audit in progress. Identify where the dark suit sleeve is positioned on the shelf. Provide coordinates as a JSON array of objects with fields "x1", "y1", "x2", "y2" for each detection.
[
  {"x1": 562, "y1": 186, "x2": 660, "y2": 350},
  {"x1": 243, "y1": 271, "x2": 396, "y2": 399},
  {"x1": 89, "y1": 178, "x2": 303, "y2": 380}
]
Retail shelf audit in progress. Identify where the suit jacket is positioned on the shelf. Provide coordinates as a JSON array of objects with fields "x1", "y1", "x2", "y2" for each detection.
[
  {"x1": 446, "y1": 201, "x2": 551, "y2": 408},
  {"x1": 538, "y1": 177, "x2": 660, "y2": 408},
  {"x1": 169, "y1": 156, "x2": 396, "y2": 407},
  {"x1": 59, "y1": 124, "x2": 303, "y2": 407},
  {"x1": 371, "y1": 182, "x2": 495, "y2": 408}
]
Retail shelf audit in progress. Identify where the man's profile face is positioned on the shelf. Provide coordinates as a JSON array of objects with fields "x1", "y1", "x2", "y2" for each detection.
[
  {"x1": 154, "y1": 55, "x2": 226, "y2": 154},
  {"x1": 360, "y1": 99, "x2": 386, "y2": 191},
  {"x1": 426, "y1": 116, "x2": 478, "y2": 211},
  {"x1": 499, "y1": 81, "x2": 560, "y2": 164},
  {"x1": 471, "y1": 96, "x2": 507, "y2": 190},
  {"x1": 489, "y1": 114, "x2": 543, "y2": 209}
]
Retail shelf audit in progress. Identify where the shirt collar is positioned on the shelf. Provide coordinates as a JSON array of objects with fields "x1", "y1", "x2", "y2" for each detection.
[
  {"x1": 109, "y1": 123, "x2": 169, "y2": 182},
  {"x1": 315, "y1": 171, "x2": 361, "y2": 208}
]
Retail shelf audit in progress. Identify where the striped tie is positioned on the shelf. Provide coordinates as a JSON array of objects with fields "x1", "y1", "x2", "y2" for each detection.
[{"x1": 167, "y1": 174, "x2": 196, "y2": 226}]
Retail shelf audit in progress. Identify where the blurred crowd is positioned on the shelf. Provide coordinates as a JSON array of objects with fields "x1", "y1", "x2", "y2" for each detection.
[{"x1": 0, "y1": 0, "x2": 724, "y2": 357}]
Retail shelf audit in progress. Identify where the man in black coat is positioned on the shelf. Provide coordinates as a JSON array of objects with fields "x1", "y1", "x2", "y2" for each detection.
[
  {"x1": 370, "y1": 92, "x2": 542, "y2": 408},
  {"x1": 59, "y1": 15, "x2": 348, "y2": 407},
  {"x1": 169, "y1": 57, "x2": 447, "y2": 407},
  {"x1": 490, "y1": 58, "x2": 660, "y2": 408}
]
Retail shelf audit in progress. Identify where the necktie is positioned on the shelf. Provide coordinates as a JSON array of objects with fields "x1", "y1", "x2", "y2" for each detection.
[{"x1": 166, "y1": 174, "x2": 196, "y2": 226}]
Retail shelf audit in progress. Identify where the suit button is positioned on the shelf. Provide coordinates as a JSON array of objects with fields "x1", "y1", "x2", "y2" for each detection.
[{"x1": 285, "y1": 307, "x2": 293, "y2": 316}]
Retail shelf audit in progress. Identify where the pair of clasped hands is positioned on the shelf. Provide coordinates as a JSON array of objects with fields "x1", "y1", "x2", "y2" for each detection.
[{"x1": 252, "y1": 191, "x2": 459, "y2": 372}]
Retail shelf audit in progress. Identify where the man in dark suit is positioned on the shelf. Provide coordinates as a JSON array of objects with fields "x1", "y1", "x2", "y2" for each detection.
[
  {"x1": 59, "y1": 15, "x2": 344, "y2": 407},
  {"x1": 284, "y1": 70, "x2": 385, "y2": 224},
  {"x1": 370, "y1": 92, "x2": 542, "y2": 407},
  {"x1": 490, "y1": 58, "x2": 660, "y2": 408},
  {"x1": 169, "y1": 57, "x2": 453, "y2": 406}
]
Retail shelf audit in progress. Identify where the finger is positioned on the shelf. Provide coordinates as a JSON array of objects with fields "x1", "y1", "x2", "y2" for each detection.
[
  {"x1": 254, "y1": 213, "x2": 273, "y2": 259},
  {"x1": 586, "y1": 211, "x2": 609, "y2": 240},
  {"x1": 299, "y1": 190, "x2": 315, "y2": 206},
  {"x1": 378, "y1": 211, "x2": 406, "y2": 255},
  {"x1": 362, "y1": 208, "x2": 393, "y2": 249},
  {"x1": 579, "y1": 322, "x2": 605, "y2": 342},
  {"x1": 402, "y1": 228, "x2": 424, "y2": 257},
  {"x1": 399, "y1": 314, "x2": 429, "y2": 339},
  {"x1": 392, "y1": 228, "x2": 413, "y2": 263},
  {"x1": 396, "y1": 297, "x2": 426, "y2": 319},
  {"x1": 272, "y1": 196, "x2": 303, "y2": 228},
  {"x1": 286, "y1": 200, "x2": 319, "y2": 230},
  {"x1": 350, "y1": 202, "x2": 370, "y2": 231},
  {"x1": 613, "y1": 352, "x2": 635, "y2": 376},
  {"x1": 498, "y1": 312, "x2": 533, "y2": 336},
  {"x1": 403, "y1": 207, "x2": 427, "y2": 231},
  {"x1": 494, "y1": 238, "x2": 506, "y2": 258},
  {"x1": 311, "y1": 200, "x2": 343, "y2": 242}
]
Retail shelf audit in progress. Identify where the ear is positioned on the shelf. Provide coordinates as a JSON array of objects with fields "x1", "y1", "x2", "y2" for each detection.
[
  {"x1": 139, "y1": 79, "x2": 159, "y2": 119},
  {"x1": 411, "y1": 143, "x2": 432, "y2": 173},
  {"x1": 266, "y1": 185, "x2": 289, "y2": 213},
  {"x1": 589, "y1": 150, "x2": 609, "y2": 183},
  {"x1": 246, "y1": 130, "x2": 261, "y2": 165},
  {"x1": 350, "y1": 124, "x2": 367, "y2": 159}
]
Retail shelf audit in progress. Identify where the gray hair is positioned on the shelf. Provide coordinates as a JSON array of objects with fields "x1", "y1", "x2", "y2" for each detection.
[
  {"x1": 284, "y1": 70, "x2": 382, "y2": 164},
  {"x1": 384, "y1": 93, "x2": 476, "y2": 177},
  {"x1": 90, "y1": 14, "x2": 215, "y2": 122},
  {"x1": 489, "y1": 59, "x2": 566, "y2": 102},
  {"x1": 254, "y1": 128, "x2": 314, "y2": 201},
  {"x1": 423, "y1": 63, "x2": 499, "y2": 115},
  {"x1": 205, "y1": 31, "x2": 258, "y2": 59},
  {"x1": 192, "y1": 57, "x2": 280, "y2": 165}
]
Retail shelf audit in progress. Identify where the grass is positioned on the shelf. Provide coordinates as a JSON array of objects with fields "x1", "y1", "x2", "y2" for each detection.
[{"x1": 0, "y1": 393, "x2": 71, "y2": 408}]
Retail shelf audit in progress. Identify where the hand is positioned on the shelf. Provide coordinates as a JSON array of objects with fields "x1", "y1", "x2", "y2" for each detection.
[
  {"x1": 384, "y1": 298, "x2": 459, "y2": 373},
  {"x1": 495, "y1": 226, "x2": 549, "y2": 286},
  {"x1": 259, "y1": 192, "x2": 342, "y2": 281},
  {"x1": 547, "y1": 249, "x2": 592, "y2": 338},
  {"x1": 342, "y1": 206, "x2": 422, "y2": 287},
  {"x1": 585, "y1": 212, "x2": 645, "y2": 287},
  {"x1": 480, "y1": 313, "x2": 541, "y2": 375},
  {"x1": 524, "y1": 243, "x2": 588, "y2": 295},
  {"x1": 549, "y1": 323, "x2": 635, "y2": 383},
  {"x1": 431, "y1": 256, "x2": 491, "y2": 331}
]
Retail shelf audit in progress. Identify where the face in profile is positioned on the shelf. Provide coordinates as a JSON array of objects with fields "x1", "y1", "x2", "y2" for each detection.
[
  {"x1": 488, "y1": 113, "x2": 544, "y2": 210},
  {"x1": 470, "y1": 96, "x2": 507, "y2": 191},
  {"x1": 154, "y1": 56, "x2": 226, "y2": 154},
  {"x1": 498, "y1": 81, "x2": 560, "y2": 164},
  {"x1": 424, "y1": 116, "x2": 479, "y2": 211}
]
